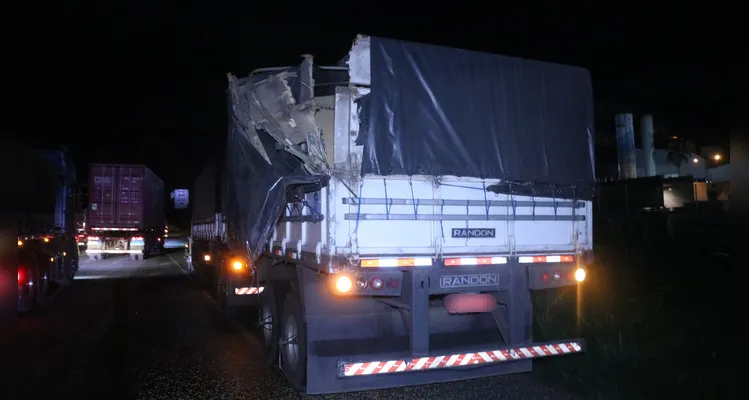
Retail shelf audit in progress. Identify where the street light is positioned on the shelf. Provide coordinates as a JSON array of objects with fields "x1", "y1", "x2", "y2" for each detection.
[
  {"x1": 713, "y1": 154, "x2": 722, "y2": 161},
  {"x1": 692, "y1": 158, "x2": 699, "y2": 163}
]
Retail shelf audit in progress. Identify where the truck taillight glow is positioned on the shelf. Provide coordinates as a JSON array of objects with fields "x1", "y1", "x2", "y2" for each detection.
[
  {"x1": 574, "y1": 268, "x2": 586, "y2": 282},
  {"x1": 370, "y1": 277, "x2": 384, "y2": 290},
  {"x1": 335, "y1": 276, "x2": 353, "y2": 293}
]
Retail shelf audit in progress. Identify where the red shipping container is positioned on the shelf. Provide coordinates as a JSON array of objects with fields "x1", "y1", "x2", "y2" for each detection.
[{"x1": 87, "y1": 163, "x2": 165, "y2": 230}]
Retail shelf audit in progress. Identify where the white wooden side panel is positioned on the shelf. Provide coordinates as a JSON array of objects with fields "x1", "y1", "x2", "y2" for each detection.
[{"x1": 349, "y1": 177, "x2": 435, "y2": 254}]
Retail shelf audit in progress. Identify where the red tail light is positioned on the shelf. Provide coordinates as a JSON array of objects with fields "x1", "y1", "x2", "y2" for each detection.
[{"x1": 18, "y1": 267, "x2": 25, "y2": 284}]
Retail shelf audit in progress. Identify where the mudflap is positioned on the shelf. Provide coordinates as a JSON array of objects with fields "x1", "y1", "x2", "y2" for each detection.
[
  {"x1": 296, "y1": 264, "x2": 584, "y2": 394},
  {"x1": 228, "y1": 276, "x2": 263, "y2": 307}
]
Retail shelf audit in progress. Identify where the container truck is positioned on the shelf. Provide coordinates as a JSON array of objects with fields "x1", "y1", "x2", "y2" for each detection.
[
  {"x1": 187, "y1": 35, "x2": 595, "y2": 394},
  {"x1": 18, "y1": 146, "x2": 80, "y2": 312},
  {"x1": 86, "y1": 163, "x2": 165, "y2": 260}
]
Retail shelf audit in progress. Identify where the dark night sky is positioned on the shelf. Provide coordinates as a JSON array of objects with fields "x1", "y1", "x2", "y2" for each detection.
[{"x1": 12, "y1": 3, "x2": 746, "y2": 189}]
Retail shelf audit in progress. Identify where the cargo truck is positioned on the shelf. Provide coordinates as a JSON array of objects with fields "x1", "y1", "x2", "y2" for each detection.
[
  {"x1": 86, "y1": 163, "x2": 165, "y2": 260},
  {"x1": 187, "y1": 35, "x2": 595, "y2": 394},
  {"x1": 18, "y1": 146, "x2": 80, "y2": 312}
]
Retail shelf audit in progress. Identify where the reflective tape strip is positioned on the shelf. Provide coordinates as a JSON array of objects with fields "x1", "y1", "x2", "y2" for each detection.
[
  {"x1": 85, "y1": 250, "x2": 141, "y2": 254},
  {"x1": 235, "y1": 287, "x2": 264, "y2": 295},
  {"x1": 444, "y1": 256, "x2": 507, "y2": 266},
  {"x1": 341, "y1": 342, "x2": 583, "y2": 377},
  {"x1": 518, "y1": 255, "x2": 574, "y2": 263},
  {"x1": 360, "y1": 258, "x2": 432, "y2": 268}
]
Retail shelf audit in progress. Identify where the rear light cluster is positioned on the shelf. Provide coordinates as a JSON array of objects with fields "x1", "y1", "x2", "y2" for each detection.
[
  {"x1": 354, "y1": 275, "x2": 398, "y2": 291},
  {"x1": 542, "y1": 268, "x2": 586, "y2": 283},
  {"x1": 334, "y1": 274, "x2": 399, "y2": 294}
]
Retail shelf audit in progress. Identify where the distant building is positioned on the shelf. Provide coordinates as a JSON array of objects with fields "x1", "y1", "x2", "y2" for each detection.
[{"x1": 634, "y1": 148, "x2": 708, "y2": 179}]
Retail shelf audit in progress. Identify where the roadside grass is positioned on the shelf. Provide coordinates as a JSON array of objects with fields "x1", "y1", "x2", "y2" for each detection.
[{"x1": 531, "y1": 239, "x2": 731, "y2": 399}]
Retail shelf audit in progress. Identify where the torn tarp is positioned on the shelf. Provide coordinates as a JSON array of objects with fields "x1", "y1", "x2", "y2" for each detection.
[
  {"x1": 225, "y1": 70, "x2": 329, "y2": 260},
  {"x1": 356, "y1": 36, "x2": 596, "y2": 199}
]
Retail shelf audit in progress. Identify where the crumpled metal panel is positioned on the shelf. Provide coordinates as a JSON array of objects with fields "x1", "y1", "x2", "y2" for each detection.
[
  {"x1": 228, "y1": 65, "x2": 328, "y2": 174},
  {"x1": 224, "y1": 60, "x2": 331, "y2": 261}
]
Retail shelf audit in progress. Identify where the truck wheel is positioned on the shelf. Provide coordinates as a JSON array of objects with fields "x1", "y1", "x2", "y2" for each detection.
[
  {"x1": 218, "y1": 274, "x2": 233, "y2": 315},
  {"x1": 259, "y1": 283, "x2": 281, "y2": 365},
  {"x1": 280, "y1": 291, "x2": 307, "y2": 391}
]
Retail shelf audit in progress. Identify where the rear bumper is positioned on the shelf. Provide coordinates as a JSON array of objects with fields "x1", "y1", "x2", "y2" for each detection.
[
  {"x1": 340, "y1": 340, "x2": 583, "y2": 377},
  {"x1": 291, "y1": 260, "x2": 587, "y2": 394},
  {"x1": 306, "y1": 339, "x2": 584, "y2": 394},
  {"x1": 85, "y1": 249, "x2": 142, "y2": 254}
]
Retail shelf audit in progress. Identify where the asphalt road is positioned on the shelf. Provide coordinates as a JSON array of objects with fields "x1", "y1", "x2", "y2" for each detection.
[{"x1": 17, "y1": 251, "x2": 582, "y2": 400}]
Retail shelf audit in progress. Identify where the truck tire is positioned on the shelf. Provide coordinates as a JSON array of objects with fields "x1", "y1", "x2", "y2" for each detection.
[
  {"x1": 217, "y1": 272, "x2": 233, "y2": 316},
  {"x1": 280, "y1": 291, "x2": 307, "y2": 391},
  {"x1": 259, "y1": 283, "x2": 281, "y2": 365}
]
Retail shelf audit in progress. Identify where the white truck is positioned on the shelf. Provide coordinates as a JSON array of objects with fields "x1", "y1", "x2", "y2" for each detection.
[{"x1": 187, "y1": 35, "x2": 594, "y2": 394}]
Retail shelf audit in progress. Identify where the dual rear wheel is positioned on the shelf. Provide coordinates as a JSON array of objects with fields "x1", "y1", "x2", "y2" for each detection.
[{"x1": 259, "y1": 283, "x2": 307, "y2": 391}]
